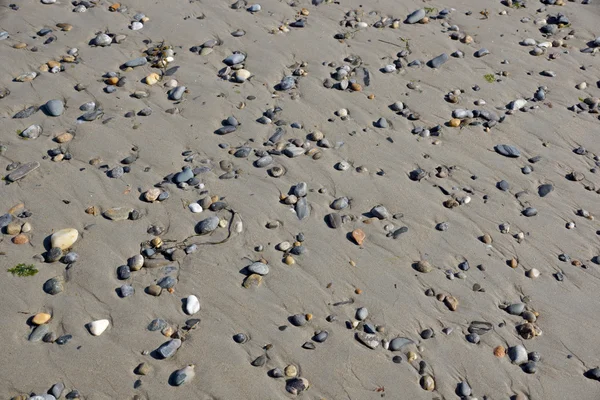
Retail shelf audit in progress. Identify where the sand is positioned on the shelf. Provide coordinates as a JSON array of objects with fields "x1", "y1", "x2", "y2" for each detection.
[{"x1": 1, "y1": 0, "x2": 600, "y2": 398}]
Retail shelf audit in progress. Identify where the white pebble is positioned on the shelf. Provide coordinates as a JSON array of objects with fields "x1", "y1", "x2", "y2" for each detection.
[
  {"x1": 130, "y1": 22, "x2": 144, "y2": 30},
  {"x1": 88, "y1": 319, "x2": 110, "y2": 336},
  {"x1": 185, "y1": 295, "x2": 200, "y2": 315},
  {"x1": 189, "y1": 203, "x2": 203, "y2": 213}
]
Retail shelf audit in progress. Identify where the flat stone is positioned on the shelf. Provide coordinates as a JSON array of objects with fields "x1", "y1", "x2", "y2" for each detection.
[
  {"x1": 355, "y1": 332, "x2": 379, "y2": 349},
  {"x1": 247, "y1": 262, "x2": 269, "y2": 275},
  {"x1": 6, "y1": 162, "x2": 40, "y2": 182},
  {"x1": 389, "y1": 337, "x2": 413, "y2": 351},
  {"x1": 428, "y1": 53, "x2": 449, "y2": 68},
  {"x1": 29, "y1": 324, "x2": 49, "y2": 341},
  {"x1": 43, "y1": 276, "x2": 64, "y2": 295},
  {"x1": 103, "y1": 207, "x2": 133, "y2": 221},
  {"x1": 124, "y1": 57, "x2": 147, "y2": 68},
  {"x1": 156, "y1": 339, "x2": 182, "y2": 359},
  {"x1": 495, "y1": 144, "x2": 521, "y2": 158},
  {"x1": 197, "y1": 216, "x2": 219, "y2": 234}
]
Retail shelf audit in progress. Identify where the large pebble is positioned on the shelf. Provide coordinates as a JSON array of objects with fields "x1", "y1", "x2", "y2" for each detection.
[
  {"x1": 248, "y1": 262, "x2": 269, "y2": 275},
  {"x1": 51, "y1": 228, "x2": 79, "y2": 250},
  {"x1": 406, "y1": 8, "x2": 426, "y2": 23},
  {"x1": 6, "y1": 161, "x2": 40, "y2": 182},
  {"x1": 87, "y1": 319, "x2": 110, "y2": 336},
  {"x1": 197, "y1": 216, "x2": 219, "y2": 234},
  {"x1": 508, "y1": 345, "x2": 528, "y2": 365},
  {"x1": 171, "y1": 365, "x2": 195, "y2": 386},
  {"x1": 185, "y1": 295, "x2": 200, "y2": 315},
  {"x1": 157, "y1": 339, "x2": 182, "y2": 359},
  {"x1": 44, "y1": 99, "x2": 64, "y2": 116}
]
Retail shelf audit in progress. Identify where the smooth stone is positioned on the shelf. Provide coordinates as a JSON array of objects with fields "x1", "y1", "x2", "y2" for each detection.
[
  {"x1": 128, "y1": 255, "x2": 144, "y2": 270},
  {"x1": 50, "y1": 383, "x2": 65, "y2": 398},
  {"x1": 406, "y1": 8, "x2": 426, "y2": 23},
  {"x1": 32, "y1": 313, "x2": 51, "y2": 325},
  {"x1": 254, "y1": 155, "x2": 273, "y2": 167},
  {"x1": 509, "y1": 99, "x2": 528, "y2": 110},
  {"x1": 87, "y1": 319, "x2": 109, "y2": 336},
  {"x1": 223, "y1": 53, "x2": 246, "y2": 66},
  {"x1": 103, "y1": 208, "x2": 132, "y2": 221},
  {"x1": 174, "y1": 167, "x2": 194, "y2": 183},
  {"x1": 44, "y1": 99, "x2": 64, "y2": 116},
  {"x1": 585, "y1": 367, "x2": 600, "y2": 381},
  {"x1": 117, "y1": 265, "x2": 131, "y2": 280},
  {"x1": 124, "y1": 57, "x2": 147, "y2": 68},
  {"x1": 189, "y1": 203, "x2": 202, "y2": 213},
  {"x1": 233, "y1": 333, "x2": 248, "y2": 343},
  {"x1": 45, "y1": 247, "x2": 62, "y2": 263},
  {"x1": 197, "y1": 216, "x2": 219, "y2": 234},
  {"x1": 497, "y1": 180, "x2": 510, "y2": 191},
  {"x1": 522, "y1": 207, "x2": 538, "y2": 217},
  {"x1": 284, "y1": 146, "x2": 305, "y2": 157},
  {"x1": 355, "y1": 307, "x2": 368, "y2": 321},
  {"x1": 522, "y1": 361, "x2": 537, "y2": 374},
  {"x1": 371, "y1": 205, "x2": 390, "y2": 219},
  {"x1": 295, "y1": 197, "x2": 310, "y2": 220},
  {"x1": 375, "y1": 117, "x2": 388, "y2": 128},
  {"x1": 180, "y1": 294, "x2": 201, "y2": 315},
  {"x1": 313, "y1": 330, "x2": 328, "y2": 342},
  {"x1": 389, "y1": 337, "x2": 413, "y2": 351},
  {"x1": 325, "y1": 213, "x2": 342, "y2": 229},
  {"x1": 286, "y1": 378, "x2": 310, "y2": 395},
  {"x1": 474, "y1": 48, "x2": 490, "y2": 57},
  {"x1": 248, "y1": 262, "x2": 269, "y2": 275},
  {"x1": 495, "y1": 144, "x2": 521, "y2": 158},
  {"x1": 157, "y1": 276, "x2": 177, "y2": 289},
  {"x1": 51, "y1": 228, "x2": 78, "y2": 250},
  {"x1": 171, "y1": 365, "x2": 195, "y2": 386},
  {"x1": 43, "y1": 277, "x2": 64, "y2": 295},
  {"x1": 466, "y1": 332, "x2": 480, "y2": 344},
  {"x1": 506, "y1": 303, "x2": 525, "y2": 315},
  {"x1": 456, "y1": 381, "x2": 472, "y2": 397},
  {"x1": 157, "y1": 339, "x2": 182, "y2": 359},
  {"x1": 290, "y1": 314, "x2": 307, "y2": 326},
  {"x1": 29, "y1": 324, "x2": 49, "y2": 341},
  {"x1": 428, "y1": 53, "x2": 449, "y2": 68},
  {"x1": 6, "y1": 161, "x2": 40, "y2": 182},
  {"x1": 168, "y1": 86, "x2": 186, "y2": 101},
  {"x1": 94, "y1": 33, "x2": 112, "y2": 46},
  {"x1": 538, "y1": 184, "x2": 553, "y2": 197},
  {"x1": 508, "y1": 344, "x2": 528, "y2": 365},
  {"x1": 148, "y1": 318, "x2": 167, "y2": 331}
]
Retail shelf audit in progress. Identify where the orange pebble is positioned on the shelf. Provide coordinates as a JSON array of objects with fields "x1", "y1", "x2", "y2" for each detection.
[{"x1": 493, "y1": 346, "x2": 506, "y2": 357}]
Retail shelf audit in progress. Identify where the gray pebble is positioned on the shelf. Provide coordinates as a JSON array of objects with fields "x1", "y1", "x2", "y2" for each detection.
[
  {"x1": 428, "y1": 53, "x2": 449, "y2": 68},
  {"x1": 196, "y1": 216, "x2": 219, "y2": 234},
  {"x1": 124, "y1": 57, "x2": 147, "y2": 68},
  {"x1": 43, "y1": 276, "x2": 64, "y2": 295},
  {"x1": 522, "y1": 207, "x2": 538, "y2": 217},
  {"x1": 495, "y1": 144, "x2": 521, "y2": 158},
  {"x1": 405, "y1": 8, "x2": 426, "y2": 23},
  {"x1": 29, "y1": 324, "x2": 49, "y2": 342},
  {"x1": 248, "y1": 262, "x2": 269, "y2": 275},
  {"x1": 156, "y1": 339, "x2": 182, "y2": 359},
  {"x1": 356, "y1": 307, "x2": 368, "y2": 321}
]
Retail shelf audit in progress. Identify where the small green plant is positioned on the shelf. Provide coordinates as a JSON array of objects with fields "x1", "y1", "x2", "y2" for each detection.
[
  {"x1": 424, "y1": 7, "x2": 438, "y2": 14},
  {"x1": 8, "y1": 263, "x2": 38, "y2": 277},
  {"x1": 579, "y1": 97, "x2": 585, "y2": 102},
  {"x1": 484, "y1": 74, "x2": 495, "y2": 83}
]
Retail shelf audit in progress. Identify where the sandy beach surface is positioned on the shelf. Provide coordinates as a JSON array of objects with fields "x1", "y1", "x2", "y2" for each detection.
[{"x1": 2, "y1": 0, "x2": 600, "y2": 399}]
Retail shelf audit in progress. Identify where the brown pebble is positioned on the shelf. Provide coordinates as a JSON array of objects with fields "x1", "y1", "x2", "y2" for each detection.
[
  {"x1": 47, "y1": 60, "x2": 61, "y2": 69},
  {"x1": 109, "y1": 2, "x2": 120, "y2": 11},
  {"x1": 350, "y1": 82, "x2": 362, "y2": 92},
  {"x1": 351, "y1": 228, "x2": 366, "y2": 245},
  {"x1": 509, "y1": 258, "x2": 518, "y2": 268},
  {"x1": 56, "y1": 23, "x2": 73, "y2": 31},
  {"x1": 55, "y1": 133, "x2": 74, "y2": 143},
  {"x1": 106, "y1": 77, "x2": 119, "y2": 85},
  {"x1": 494, "y1": 345, "x2": 506, "y2": 357},
  {"x1": 85, "y1": 205, "x2": 101, "y2": 216},
  {"x1": 284, "y1": 255, "x2": 295, "y2": 265},
  {"x1": 12, "y1": 234, "x2": 28, "y2": 244},
  {"x1": 482, "y1": 233, "x2": 492, "y2": 244},
  {"x1": 444, "y1": 295, "x2": 459, "y2": 311},
  {"x1": 449, "y1": 118, "x2": 461, "y2": 127},
  {"x1": 13, "y1": 43, "x2": 27, "y2": 49},
  {"x1": 32, "y1": 313, "x2": 52, "y2": 325},
  {"x1": 355, "y1": 288, "x2": 362, "y2": 294}
]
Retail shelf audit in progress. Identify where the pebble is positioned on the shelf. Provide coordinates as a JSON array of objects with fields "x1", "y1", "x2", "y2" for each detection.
[
  {"x1": 87, "y1": 319, "x2": 110, "y2": 336},
  {"x1": 508, "y1": 345, "x2": 528, "y2": 365},
  {"x1": 43, "y1": 277, "x2": 64, "y2": 295},
  {"x1": 6, "y1": 162, "x2": 40, "y2": 182},
  {"x1": 185, "y1": 295, "x2": 200, "y2": 314},
  {"x1": 171, "y1": 365, "x2": 195, "y2": 386},
  {"x1": 406, "y1": 9, "x2": 426, "y2": 24},
  {"x1": 156, "y1": 339, "x2": 182, "y2": 359}
]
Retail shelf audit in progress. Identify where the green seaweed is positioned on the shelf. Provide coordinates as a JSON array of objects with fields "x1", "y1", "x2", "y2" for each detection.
[
  {"x1": 484, "y1": 74, "x2": 495, "y2": 83},
  {"x1": 8, "y1": 263, "x2": 38, "y2": 277}
]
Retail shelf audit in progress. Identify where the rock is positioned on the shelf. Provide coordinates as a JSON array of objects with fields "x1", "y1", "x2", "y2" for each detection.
[
  {"x1": 185, "y1": 295, "x2": 200, "y2": 315},
  {"x1": 371, "y1": 205, "x2": 390, "y2": 219},
  {"x1": 234, "y1": 69, "x2": 251, "y2": 82},
  {"x1": 352, "y1": 229, "x2": 366, "y2": 245},
  {"x1": 355, "y1": 332, "x2": 379, "y2": 349},
  {"x1": 294, "y1": 182, "x2": 308, "y2": 197},
  {"x1": 248, "y1": 262, "x2": 269, "y2": 275},
  {"x1": 87, "y1": 319, "x2": 110, "y2": 336},
  {"x1": 420, "y1": 375, "x2": 435, "y2": 391},
  {"x1": 389, "y1": 337, "x2": 413, "y2": 351},
  {"x1": 428, "y1": 53, "x2": 449, "y2": 68},
  {"x1": 456, "y1": 381, "x2": 472, "y2": 397},
  {"x1": 29, "y1": 324, "x2": 49, "y2": 342},
  {"x1": 243, "y1": 274, "x2": 263, "y2": 288},
  {"x1": 171, "y1": 365, "x2": 195, "y2": 386},
  {"x1": 21, "y1": 124, "x2": 42, "y2": 139},
  {"x1": 406, "y1": 8, "x2": 426, "y2": 23},
  {"x1": 32, "y1": 313, "x2": 51, "y2": 325},
  {"x1": 103, "y1": 207, "x2": 133, "y2": 221},
  {"x1": 286, "y1": 378, "x2": 310, "y2": 395},
  {"x1": 233, "y1": 333, "x2": 248, "y2": 343},
  {"x1": 168, "y1": 86, "x2": 186, "y2": 101},
  {"x1": 44, "y1": 99, "x2": 64, "y2": 116},
  {"x1": 136, "y1": 362, "x2": 151, "y2": 375},
  {"x1": 45, "y1": 247, "x2": 62, "y2": 263},
  {"x1": 508, "y1": 344, "x2": 528, "y2": 365},
  {"x1": 506, "y1": 303, "x2": 525, "y2": 315},
  {"x1": 415, "y1": 260, "x2": 432, "y2": 273},
  {"x1": 444, "y1": 295, "x2": 459, "y2": 311},
  {"x1": 119, "y1": 285, "x2": 134, "y2": 297},
  {"x1": 290, "y1": 314, "x2": 307, "y2": 326},
  {"x1": 325, "y1": 213, "x2": 342, "y2": 229},
  {"x1": 538, "y1": 184, "x2": 553, "y2": 197},
  {"x1": 6, "y1": 161, "x2": 40, "y2": 182},
  {"x1": 94, "y1": 33, "x2": 112, "y2": 46},
  {"x1": 495, "y1": 144, "x2": 521, "y2": 158},
  {"x1": 146, "y1": 284, "x2": 162, "y2": 296},
  {"x1": 50, "y1": 383, "x2": 64, "y2": 398},
  {"x1": 313, "y1": 331, "x2": 328, "y2": 342},
  {"x1": 124, "y1": 57, "x2": 147, "y2": 68},
  {"x1": 43, "y1": 276, "x2": 64, "y2": 295},
  {"x1": 355, "y1": 307, "x2": 368, "y2": 321},
  {"x1": 197, "y1": 216, "x2": 219, "y2": 234},
  {"x1": 585, "y1": 367, "x2": 600, "y2": 381},
  {"x1": 522, "y1": 207, "x2": 538, "y2": 217},
  {"x1": 51, "y1": 228, "x2": 79, "y2": 250},
  {"x1": 295, "y1": 197, "x2": 310, "y2": 220},
  {"x1": 224, "y1": 53, "x2": 246, "y2": 66},
  {"x1": 508, "y1": 99, "x2": 527, "y2": 110},
  {"x1": 156, "y1": 339, "x2": 182, "y2": 359}
]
